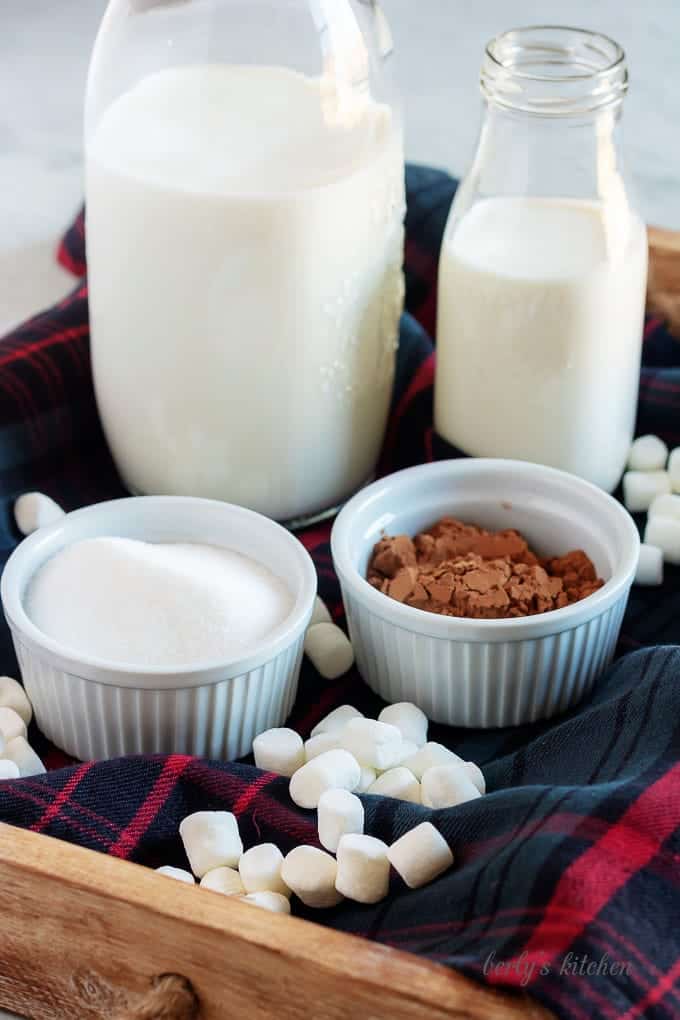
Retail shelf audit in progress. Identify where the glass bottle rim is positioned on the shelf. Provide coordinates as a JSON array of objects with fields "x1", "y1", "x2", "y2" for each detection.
[{"x1": 481, "y1": 25, "x2": 628, "y2": 117}]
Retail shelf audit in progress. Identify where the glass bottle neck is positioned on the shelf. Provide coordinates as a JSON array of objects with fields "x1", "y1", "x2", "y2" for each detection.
[{"x1": 481, "y1": 26, "x2": 628, "y2": 118}]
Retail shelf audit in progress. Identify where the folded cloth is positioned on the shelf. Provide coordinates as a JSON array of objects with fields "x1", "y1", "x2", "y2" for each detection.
[{"x1": 1, "y1": 165, "x2": 680, "y2": 1020}]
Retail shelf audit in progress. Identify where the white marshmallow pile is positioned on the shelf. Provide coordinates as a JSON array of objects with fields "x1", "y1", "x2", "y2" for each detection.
[
  {"x1": 157, "y1": 812, "x2": 293, "y2": 914},
  {"x1": 620, "y1": 437, "x2": 680, "y2": 582},
  {"x1": 0, "y1": 677, "x2": 44, "y2": 778},
  {"x1": 161, "y1": 698, "x2": 476, "y2": 912},
  {"x1": 304, "y1": 598, "x2": 355, "y2": 680},
  {"x1": 281, "y1": 703, "x2": 483, "y2": 813},
  {"x1": 169, "y1": 798, "x2": 456, "y2": 913},
  {"x1": 14, "y1": 492, "x2": 65, "y2": 536},
  {"x1": 170, "y1": 810, "x2": 292, "y2": 913}
]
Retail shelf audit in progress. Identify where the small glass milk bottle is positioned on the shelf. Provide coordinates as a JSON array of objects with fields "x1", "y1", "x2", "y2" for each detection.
[
  {"x1": 435, "y1": 27, "x2": 648, "y2": 493},
  {"x1": 85, "y1": 0, "x2": 405, "y2": 524}
]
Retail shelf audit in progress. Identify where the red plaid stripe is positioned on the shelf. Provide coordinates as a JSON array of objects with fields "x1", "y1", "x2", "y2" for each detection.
[{"x1": 1, "y1": 167, "x2": 679, "y2": 1020}]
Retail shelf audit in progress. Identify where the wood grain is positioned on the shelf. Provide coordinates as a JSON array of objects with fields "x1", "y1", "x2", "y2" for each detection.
[
  {"x1": 0, "y1": 823, "x2": 552, "y2": 1020},
  {"x1": 648, "y1": 226, "x2": 680, "y2": 336}
]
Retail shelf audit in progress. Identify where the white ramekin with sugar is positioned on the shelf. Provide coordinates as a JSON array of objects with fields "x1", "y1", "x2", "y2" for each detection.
[
  {"x1": 331, "y1": 459, "x2": 639, "y2": 728},
  {"x1": 1, "y1": 497, "x2": 317, "y2": 761}
]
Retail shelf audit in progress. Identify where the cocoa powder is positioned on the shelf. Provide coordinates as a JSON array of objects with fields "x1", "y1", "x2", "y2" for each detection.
[{"x1": 367, "y1": 517, "x2": 604, "y2": 620}]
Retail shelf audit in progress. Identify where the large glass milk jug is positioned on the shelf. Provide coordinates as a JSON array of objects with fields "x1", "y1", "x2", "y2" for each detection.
[{"x1": 85, "y1": 0, "x2": 405, "y2": 525}]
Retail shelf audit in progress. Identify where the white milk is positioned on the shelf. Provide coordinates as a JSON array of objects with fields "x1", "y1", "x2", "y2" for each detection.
[
  {"x1": 435, "y1": 197, "x2": 648, "y2": 493},
  {"x1": 86, "y1": 65, "x2": 404, "y2": 522}
]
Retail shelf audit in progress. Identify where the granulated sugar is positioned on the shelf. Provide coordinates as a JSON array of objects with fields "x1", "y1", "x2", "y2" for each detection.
[{"x1": 26, "y1": 537, "x2": 294, "y2": 667}]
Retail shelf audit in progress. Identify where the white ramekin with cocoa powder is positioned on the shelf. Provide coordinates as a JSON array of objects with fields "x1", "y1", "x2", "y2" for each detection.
[{"x1": 331, "y1": 459, "x2": 639, "y2": 728}]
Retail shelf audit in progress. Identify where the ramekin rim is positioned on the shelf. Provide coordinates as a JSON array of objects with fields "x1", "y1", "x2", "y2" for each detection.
[{"x1": 1, "y1": 495, "x2": 317, "y2": 685}]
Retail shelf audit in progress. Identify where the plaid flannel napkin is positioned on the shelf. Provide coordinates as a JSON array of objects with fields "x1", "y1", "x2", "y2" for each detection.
[{"x1": 1, "y1": 165, "x2": 679, "y2": 1020}]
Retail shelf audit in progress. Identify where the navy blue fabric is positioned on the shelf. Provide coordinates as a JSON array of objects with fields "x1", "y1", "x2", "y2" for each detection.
[{"x1": 0, "y1": 166, "x2": 679, "y2": 1020}]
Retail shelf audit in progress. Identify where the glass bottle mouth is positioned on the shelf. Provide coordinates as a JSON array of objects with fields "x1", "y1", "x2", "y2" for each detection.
[{"x1": 481, "y1": 25, "x2": 628, "y2": 116}]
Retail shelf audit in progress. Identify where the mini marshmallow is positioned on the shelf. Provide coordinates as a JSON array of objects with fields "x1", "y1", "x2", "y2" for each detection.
[
  {"x1": 421, "y1": 765, "x2": 482, "y2": 810},
  {"x1": 289, "y1": 749, "x2": 361, "y2": 809},
  {"x1": 0, "y1": 676, "x2": 32, "y2": 726},
  {"x1": 464, "y1": 761, "x2": 486, "y2": 795},
  {"x1": 253, "y1": 728, "x2": 305, "y2": 778},
  {"x1": 635, "y1": 544, "x2": 664, "y2": 587},
  {"x1": 366, "y1": 767, "x2": 421, "y2": 804},
  {"x1": 356, "y1": 766, "x2": 377, "y2": 793},
  {"x1": 304, "y1": 732, "x2": 340, "y2": 761},
  {"x1": 388, "y1": 822, "x2": 454, "y2": 889},
  {"x1": 304, "y1": 623, "x2": 355, "y2": 680},
  {"x1": 156, "y1": 866, "x2": 195, "y2": 884},
  {"x1": 391, "y1": 740, "x2": 420, "y2": 766},
  {"x1": 239, "y1": 843, "x2": 290, "y2": 896},
  {"x1": 0, "y1": 760, "x2": 20, "y2": 780},
  {"x1": 628, "y1": 435, "x2": 669, "y2": 472},
  {"x1": 317, "y1": 789, "x2": 364, "y2": 852},
  {"x1": 2, "y1": 736, "x2": 45, "y2": 777},
  {"x1": 340, "y1": 718, "x2": 404, "y2": 770},
  {"x1": 669, "y1": 448, "x2": 680, "y2": 493},
  {"x1": 649, "y1": 493, "x2": 680, "y2": 521},
  {"x1": 378, "y1": 703, "x2": 428, "y2": 747},
  {"x1": 241, "y1": 891, "x2": 291, "y2": 914},
  {"x1": 179, "y1": 811, "x2": 243, "y2": 878},
  {"x1": 14, "y1": 492, "x2": 65, "y2": 536},
  {"x1": 623, "y1": 471, "x2": 671, "y2": 513},
  {"x1": 335, "y1": 834, "x2": 390, "y2": 904},
  {"x1": 310, "y1": 596, "x2": 332, "y2": 628},
  {"x1": 281, "y1": 846, "x2": 343, "y2": 908},
  {"x1": 200, "y1": 867, "x2": 245, "y2": 895},
  {"x1": 0, "y1": 707, "x2": 27, "y2": 743},
  {"x1": 645, "y1": 516, "x2": 680, "y2": 566},
  {"x1": 311, "y1": 704, "x2": 363, "y2": 738},
  {"x1": 401, "y1": 742, "x2": 464, "y2": 781}
]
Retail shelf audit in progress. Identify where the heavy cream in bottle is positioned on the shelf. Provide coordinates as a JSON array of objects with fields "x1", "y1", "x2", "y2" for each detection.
[
  {"x1": 435, "y1": 26, "x2": 648, "y2": 494},
  {"x1": 436, "y1": 197, "x2": 648, "y2": 493},
  {"x1": 86, "y1": 64, "x2": 404, "y2": 522}
]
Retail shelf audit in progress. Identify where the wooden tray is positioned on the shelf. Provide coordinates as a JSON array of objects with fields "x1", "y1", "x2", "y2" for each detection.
[
  {"x1": 3, "y1": 231, "x2": 678, "y2": 1020},
  {"x1": 1, "y1": 824, "x2": 552, "y2": 1020}
]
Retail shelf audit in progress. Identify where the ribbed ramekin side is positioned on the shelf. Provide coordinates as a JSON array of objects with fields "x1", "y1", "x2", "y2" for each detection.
[
  {"x1": 12, "y1": 632, "x2": 305, "y2": 761},
  {"x1": 342, "y1": 586, "x2": 630, "y2": 728}
]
